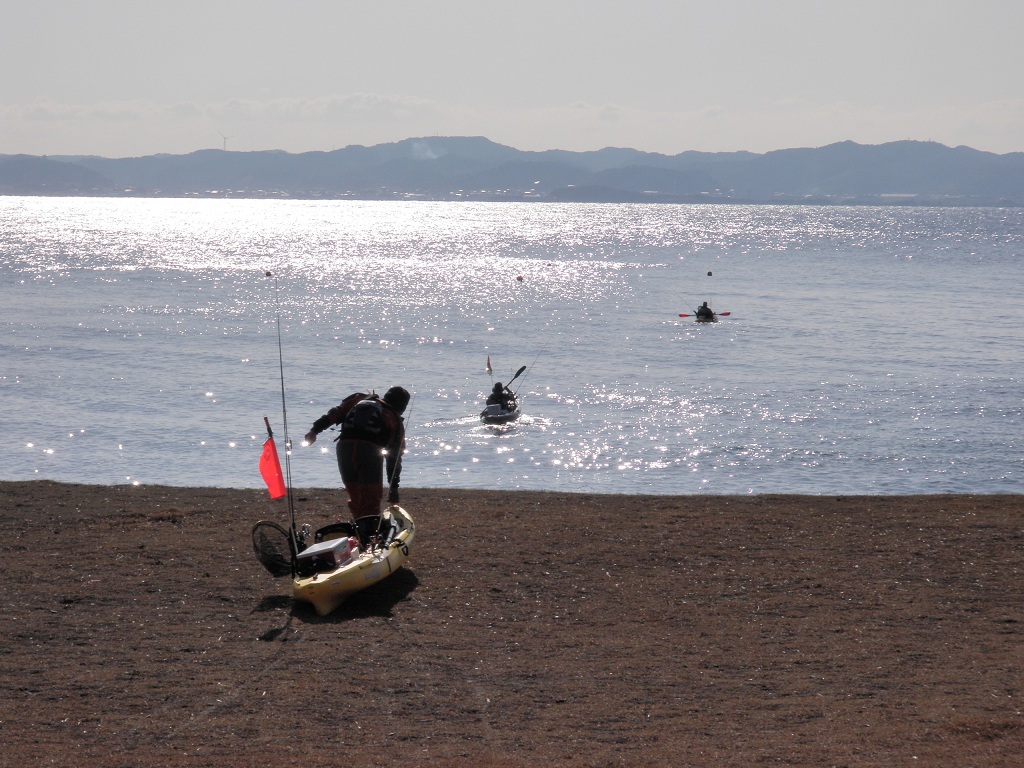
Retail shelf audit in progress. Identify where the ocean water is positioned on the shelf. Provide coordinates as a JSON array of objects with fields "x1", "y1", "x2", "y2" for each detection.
[{"x1": 2, "y1": 196, "x2": 1022, "y2": 495}]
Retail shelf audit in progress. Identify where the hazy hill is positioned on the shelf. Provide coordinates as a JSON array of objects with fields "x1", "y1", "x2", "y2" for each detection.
[
  {"x1": 0, "y1": 154, "x2": 115, "y2": 195},
  {"x1": 2, "y1": 137, "x2": 1023, "y2": 205}
]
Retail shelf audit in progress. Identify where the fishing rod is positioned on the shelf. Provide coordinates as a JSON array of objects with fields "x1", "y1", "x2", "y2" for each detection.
[
  {"x1": 387, "y1": 393, "x2": 411, "y2": 501},
  {"x1": 265, "y1": 270, "x2": 300, "y2": 561},
  {"x1": 375, "y1": 393, "x2": 415, "y2": 550},
  {"x1": 512, "y1": 346, "x2": 544, "y2": 398},
  {"x1": 677, "y1": 271, "x2": 732, "y2": 317},
  {"x1": 680, "y1": 270, "x2": 714, "y2": 315}
]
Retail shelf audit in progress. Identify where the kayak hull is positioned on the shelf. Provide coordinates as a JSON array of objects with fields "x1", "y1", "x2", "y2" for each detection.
[
  {"x1": 480, "y1": 399, "x2": 520, "y2": 423},
  {"x1": 292, "y1": 505, "x2": 415, "y2": 616},
  {"x1": 480, "y1": 407, "x2": 520, "y2": 424}
]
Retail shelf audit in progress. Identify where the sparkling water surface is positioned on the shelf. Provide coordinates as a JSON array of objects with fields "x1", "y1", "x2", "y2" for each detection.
[{"x1": 2, "y1": 197, "x2": 1022, "y2": 495}]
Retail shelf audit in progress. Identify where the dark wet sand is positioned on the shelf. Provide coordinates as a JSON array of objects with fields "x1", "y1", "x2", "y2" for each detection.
[{"x1": 1, "y1": 481, "x2": 1021, "y2": 766}]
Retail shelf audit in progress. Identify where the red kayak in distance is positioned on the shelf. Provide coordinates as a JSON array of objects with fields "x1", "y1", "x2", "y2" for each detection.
[{"x1": 678, "y1": 311, "x2": 731, "y2": 322}]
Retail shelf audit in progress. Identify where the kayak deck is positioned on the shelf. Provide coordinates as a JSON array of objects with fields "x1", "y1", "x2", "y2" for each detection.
[
  {"x1": 481, "y1": 399, "x2": 520, "y2": 423},
  {"x1": 292, "y1": 505, "x2": 415, "y2": 616}
]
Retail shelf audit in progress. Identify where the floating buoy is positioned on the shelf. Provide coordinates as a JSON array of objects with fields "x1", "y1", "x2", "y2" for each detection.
[
  {"x1": 516, "y1": 275, "x2": 524, "y2": 282},
  {"x1": 707, "y1": 271, "x2": 713, "y2": 276}
]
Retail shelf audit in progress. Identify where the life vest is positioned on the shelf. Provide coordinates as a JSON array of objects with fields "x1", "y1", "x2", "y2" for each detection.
[{"x1": 343, "y1": 396, "x2": 384, "y2": 437}]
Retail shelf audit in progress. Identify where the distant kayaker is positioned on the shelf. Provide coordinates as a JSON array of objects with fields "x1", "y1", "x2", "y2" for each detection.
[
  {"x1": 487, "y1": 382, "x2": 515, "y2": 411},
  {"x1": 304, "y1": 386, "x2": 410, "y2": 546},
  {"x1": 696, "y1": 301, "x2": 715, "y2": 320}
]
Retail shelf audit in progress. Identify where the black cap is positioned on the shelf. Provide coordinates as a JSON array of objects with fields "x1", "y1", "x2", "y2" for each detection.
[{"x1": 382, "y1": 386, "x2": 411, "y2": 414}]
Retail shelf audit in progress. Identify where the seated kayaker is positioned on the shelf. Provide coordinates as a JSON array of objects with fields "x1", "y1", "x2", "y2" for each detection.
[
  {"x1": 695, "y1": 301, "x2": 715, "y2": 320},
  {"x1": 486, "y1": 382, "x2": 514, "y2": 411}
]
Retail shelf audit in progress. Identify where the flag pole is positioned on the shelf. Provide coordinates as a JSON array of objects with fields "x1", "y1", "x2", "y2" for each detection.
[{"x1": 266, "y1": 271, "x2": 299, "y2": 564}]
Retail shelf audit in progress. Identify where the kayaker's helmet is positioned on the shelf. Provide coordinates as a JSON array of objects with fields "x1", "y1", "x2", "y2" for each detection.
[
  {"x1": 382, "y1": 386, "x2": 411, "y2": 415},
  {"x1": 493, "y1": 382, "x2": 504, "y2": 393}
]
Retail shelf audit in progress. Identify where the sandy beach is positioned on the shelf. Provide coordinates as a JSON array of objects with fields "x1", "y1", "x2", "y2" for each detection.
[{"x1": 1, "y1": 481, "x2": 1021, "y2": 766}]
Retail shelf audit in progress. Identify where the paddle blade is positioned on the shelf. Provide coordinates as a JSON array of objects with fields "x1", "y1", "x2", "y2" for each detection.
[
  {"x1": 506, "y1": 364, "x2": 527, "y2": 386},
  {"x1": 678, "y1": 313, "x2": 691, "y2": 317},
  {"x1": 718, "y1": 312, "x2": 731, "y2": 316}
]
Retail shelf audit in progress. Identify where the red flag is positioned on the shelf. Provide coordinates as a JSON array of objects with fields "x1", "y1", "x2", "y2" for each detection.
[
  {"x1": 259, "y1": 437, "x2": 287, "y2": 499},
  {"x1": 486, "y1": 355, "x2": 492, "y2": 374}
]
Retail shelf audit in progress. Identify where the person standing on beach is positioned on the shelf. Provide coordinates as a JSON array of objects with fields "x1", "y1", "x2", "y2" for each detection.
[{"x1": 304, "y1": 386, "x2": 410, "y2": 546}]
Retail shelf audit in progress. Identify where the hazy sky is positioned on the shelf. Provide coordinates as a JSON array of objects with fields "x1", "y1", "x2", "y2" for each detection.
[{"x1": 3, "y1": 0, "x2": 1023, "y2": 157}]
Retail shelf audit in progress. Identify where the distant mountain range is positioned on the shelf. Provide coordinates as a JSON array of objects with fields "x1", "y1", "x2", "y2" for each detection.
[{"x1": 2, "y1": 137, "x2": 1024, "y2": 206}]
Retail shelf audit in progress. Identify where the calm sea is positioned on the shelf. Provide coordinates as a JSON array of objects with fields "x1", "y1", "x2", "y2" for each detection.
[{"x1": 2, "y1": 196, "x2": 1022, "y2": 495}]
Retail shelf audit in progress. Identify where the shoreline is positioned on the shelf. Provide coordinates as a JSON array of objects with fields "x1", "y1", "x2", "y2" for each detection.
[{"x1": 3, "y1": 477, "x2": 1021, "y2": 498}]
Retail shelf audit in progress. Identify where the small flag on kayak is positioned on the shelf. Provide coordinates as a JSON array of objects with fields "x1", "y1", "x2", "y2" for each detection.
[
  {"x1": 486, "y1": 355, "x2": 492, "y2": 374},
  {"x1": 259, "y1": 436, "x2": 287, "y2": 499}
]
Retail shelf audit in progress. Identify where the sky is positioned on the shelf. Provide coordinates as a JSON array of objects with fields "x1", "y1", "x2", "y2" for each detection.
[{"x1": 3, "y1": 0, "x2": 1024, "y2": 158}]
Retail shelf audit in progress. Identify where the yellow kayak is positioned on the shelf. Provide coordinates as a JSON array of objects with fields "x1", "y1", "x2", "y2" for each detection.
[{"x1": 292, "y1": 505, "x2": 415, "y2": 616}]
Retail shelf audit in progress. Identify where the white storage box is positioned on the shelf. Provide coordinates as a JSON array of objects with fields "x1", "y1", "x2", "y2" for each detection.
[{"x1": 297, "y1": 536, "x2": 358, "y2": 571}]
